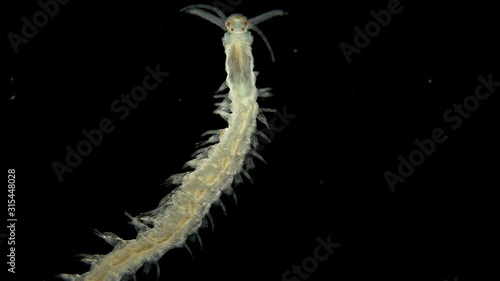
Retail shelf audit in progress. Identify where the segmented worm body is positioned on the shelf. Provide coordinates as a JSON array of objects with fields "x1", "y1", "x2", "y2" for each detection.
[{"x1": 60, "y1": 5, "x2": 286, "y2": 281}]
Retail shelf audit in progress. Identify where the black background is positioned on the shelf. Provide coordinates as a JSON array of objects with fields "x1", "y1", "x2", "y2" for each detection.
[{"x1": 3, "y1": 0, "x2": 498, "y2": 280}]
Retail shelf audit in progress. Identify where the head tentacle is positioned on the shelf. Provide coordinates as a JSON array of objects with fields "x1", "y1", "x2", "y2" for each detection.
[{"x1": 181, "y1": 6, "x2": 288, "y2": 62}]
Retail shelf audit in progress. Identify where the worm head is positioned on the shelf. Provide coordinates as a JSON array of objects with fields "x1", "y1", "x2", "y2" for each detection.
[{"x1": 225, "y1": 14, "x2": 249, "y2": 34}]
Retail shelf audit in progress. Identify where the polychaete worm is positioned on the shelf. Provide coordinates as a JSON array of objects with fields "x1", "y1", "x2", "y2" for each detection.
[{"x1": 59, "y1": 4, "x2": 287, "y2": 281}]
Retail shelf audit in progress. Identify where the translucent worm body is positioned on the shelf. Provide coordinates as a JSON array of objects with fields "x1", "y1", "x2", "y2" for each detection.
[{"x1": 59, "y1": 4, "x2": 286, "y2": 281}]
